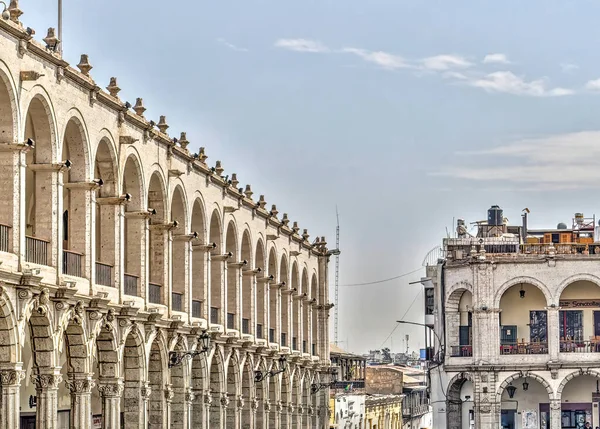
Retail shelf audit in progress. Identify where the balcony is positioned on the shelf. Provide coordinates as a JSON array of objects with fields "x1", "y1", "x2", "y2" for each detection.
[
  {"x1": 450, "y1": 345, "x2": 472, "y2": 357},
  {"x1": 148, "y1": 283, "x2": 161, "y2": 304},
  {"x1": 172, "y1": 292, "x2": 183, "y2": 312},
  {"x1": 95, "y1": 262, "x2": 113, "y2": 287},
  {"x1": 62, "y1": 250, "x2": 83, "y2": 277},
  {"x1": 500, "y1": 342, "x2": 548, "y2": 355},
  {"x1": 0, "y1": 223, "x2": 10, "y2": 252},
  {"x1": 25, "y1": 236, "x2": 48, "y2": 265},
  {"x1": 192, "y1": 300, "x2": 202, "y2": 318},
  {"x1": 242, "y1": 318, "x2": 249, "y2": 334},
  {"x1": 227, "y1": 313, "x2": 235, "y2": 329},
  {"x1": 256, "y1": 324, "x2": 263, "y2": 339},
  {"x1": 560, "y1": 340, "x2": 600, "y2": 353},
  {"x1": 124, "y1": 274, "x2": 138, "y2": 296},
  {"x1": 210, "y1": 307, "x2": 219, "y2": 325}
]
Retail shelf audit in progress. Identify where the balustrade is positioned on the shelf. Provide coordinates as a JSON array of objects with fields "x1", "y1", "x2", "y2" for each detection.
[
  {"x1": 95, "y1": 262, "x2": 113, "y2": 287},
  {"x1": 25, "y1": 236, "x2": 48, "y2": 265},
  {"x1": 172, "y1": 292, "x2": 183, "y2": 312},
  {"x1": 0, "y1": 223, "x2": 10, "y2": 252},
  {"x1": 148, "y1": 283, "x2": 162, "y2": 304},
  {"x1": 62, "y1": 250, "x2": 83, "y2": 277},
  {"x1": 124, "y1": 274, "x2": 139, "y2": 296}
]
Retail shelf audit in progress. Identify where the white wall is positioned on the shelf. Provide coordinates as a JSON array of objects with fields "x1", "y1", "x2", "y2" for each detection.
[{"x1": 334, "y1": 394, "x2": 365, "y2": 428}]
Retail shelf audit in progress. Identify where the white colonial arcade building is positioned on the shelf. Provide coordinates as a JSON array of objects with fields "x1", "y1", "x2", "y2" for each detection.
[
  {"x1": 429, "y1": 207, "x2": 600, "y2": 429},
  {"x1": 0, "y1": 3, "x2": 333, "y2": 429}
]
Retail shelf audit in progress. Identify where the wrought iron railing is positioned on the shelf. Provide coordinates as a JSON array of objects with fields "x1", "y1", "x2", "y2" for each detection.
[
  {"x1": 281, "y1": 333, "x2": 287, "y2": 347},
  {"x1": 500, "y1": 342, "x2": 548, "y2": 355},
  {"x1": 95, "y1": 262, "x2": 113, "y2": 286},
  {"x1": 227, "y1": 313, "x2": 235, "y2": 329},
  {"x1": 269, "y1": 329, "x2": 275, "y2": 343},
  {"x1": 256, "y1": 324, "x2": 263, "y2": 339},
  {"x1": 25, "y1": 236, "x2": 48, "y2": 265},
  {"x1": 450, "y1": 345, "x2": 473, "y2": 357},
  {"x1": 560, "y1": 340, "x2": 600, "y2": 353},
  {"x1": 149, "y1": 283, "x2": 162, "y2": 304},
  {"x1": 124, "y1": 273, "x2": 138, "y2": 296},
  {"x1": 0, "y1": 223, "x2": 10, "y2": 252},
  {"x1": 172, "y1": 292, "x2": 183, "y2": 312},
  {"x1": 63, "y1": 250, "x2": 83, "y2": 277},
  {"x1": 210, "y1": 307, "x2": 219, "y2": 324},
  {"x1": 242, "y1": 318, "x2": 250, "y2": 334},
  {"x1": 192, "y1": 300, "x2": 202, "y2": 318},
  {"x1": 292, "y1": 337, "x2": 297, "y2": 351}
]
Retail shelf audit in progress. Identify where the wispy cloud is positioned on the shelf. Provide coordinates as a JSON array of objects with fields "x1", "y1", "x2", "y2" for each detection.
[
  {"x1": 560, "y1": 62, "x2": 579, "y2": 73},
  {"x1": 217, "y1": 38, "x2": 248, "y2": 52},
  {"x1": 435, "y1": 131, "x2": 600, "y2": 190},
  {"x1": 342, "y1": 48, "x2": 409, "y2": 70},
  {"x1": 274, "y1": 38, "x2": 330, "y2": 53},
  {"x1": 585, "y1": 78, "x2": 600, "y2": 91},
  {"x1": 469, "y1": 71, "x2": 573, "y2": 97},
  {"x1": 421, "y1": 55, "x2": 472, "y2": 71},
  {"x1": 482, "y1": 53, "x2": 511, "y2": 64}
]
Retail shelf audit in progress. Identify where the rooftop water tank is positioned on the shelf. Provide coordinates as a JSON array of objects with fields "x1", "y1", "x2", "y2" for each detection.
[
  {"x1": 557, "y1": 222, "x2": 568, "y2": 230},
  {"x1": 488, "y1": 205, "x2": 503, "y2": 226}
]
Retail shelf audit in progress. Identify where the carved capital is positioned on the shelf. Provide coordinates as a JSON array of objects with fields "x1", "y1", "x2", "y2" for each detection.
[
  {"x1": 236, "y1": 395, "x2": 245, "y2": 410},
  {"x1": 141, "y1": 384, "x2": 152, "y2": 401},
  {"x1": 550, "y1": 399, "x2": 561, "y2": 410},
  {"x1": 184, "y1": 389, "x2": 195, "y2": 403},
  {"x1": 97, "y1": 382, "x2": 124, "y2": 398},
  {"x1": 31, "y1": 374, "x2": 63, "y2": 390},
  {"x1": 287, "y1": 403, "x2": 295, "y2": 414},
  {"x1": 264, "y1": 401, "x2": 271, "y2": 412},
  {"x1": 0, "y1": 369, "x2": 24, "y2": 386},
  {"x1": 250, "y1": 397, "x2": 259, "y2": 412},
  {"x1": 203, "y1": 392, "x2": 213, "y2": 405},
  {"x1": 220, "y1": 393, "x2": 230, "y2": 408},
  {"x1": 165, "y1": 385, "x2": 174, "y2": 402},
  {"x1": 276, "y1": 401, "x2": 283, "y2": 413},
  {"x1": 65, "y1": 378, "x2": 95, "y2": 394}
]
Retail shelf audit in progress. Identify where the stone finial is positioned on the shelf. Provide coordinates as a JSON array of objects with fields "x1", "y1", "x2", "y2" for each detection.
[
  {"x1": 8, "y1": 0, "x2": 22, "y2": 24},
  {"x1": 198, "y1": 147, "x2": 207, "y2": 163},
  {"x1": 292, "y1": 221, "x2": 300, "y2": 234},
  {"x1": 244, "y1": 184, "x2": 253, "y2": 199},
  {"x1": 281, "y1": 213, "x2": 290, "y2": 226},
  {"x1": 43, "y1": 28, "x2": 59, "y2": 51},
  {"x1": 157, "y1": 116, "x2": 169, "y2": 134},
  {"x1": 77, "y1": 54, "x2": 93, "y2": 76},
  {"x1": 231, "y1": 173, "x2": 239, "y2": 188},
  {"x1": 215, "y1": 161, "x2": 224, "y2": 176},
  {"x1": 133, "y1": 98, "x2": 146, "y2": 117},
  {"x1": 270, "y1": 205, "x2": 278, "y2": 217},
  {"x1": 302, "y1": 229, "x2": 310, "y2": 241},
  {"x1": 179, "y1": 132, "x2": 189, "y2": 150},
  {"x1": 258, "y1": 195, "x2": 267, "y2": 209},
  {"x1": 106, "y1": 77, "x2": 120, "y2": 97}
]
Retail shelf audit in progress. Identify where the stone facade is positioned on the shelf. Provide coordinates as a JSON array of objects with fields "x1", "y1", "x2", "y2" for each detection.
[{"x1": 0, "y1": 6, "x2": 332, "y2": 429}]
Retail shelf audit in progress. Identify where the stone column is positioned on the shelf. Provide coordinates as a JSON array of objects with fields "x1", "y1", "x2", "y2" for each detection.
[
  {"x1": 97, "y1": 379, "x2": 124, "y2": 429},
  {"x1": 184, "y1": 389, "x2": 195, "y2": 429},
  {"x1": 235, "y1": 395, "x2": 244, "y2": 429},
  {"x1": 248, "y1": 397, "x2": 259, "y2": 429},
  {"x1": 547, "y1": 307, "x2": 560, "y2": 361},
  {"x1": 141, "y1": 383, "x2": 151, "y2": 429},
  {"x1": 66, "y1": 374, "x2": 95, "y2": 429},
  {"x1": 165, "y1": 384, "x2": 174, "y2": 429},
  {"x1": 550, "y1": 398, "x2": 561, "y2": 429},
  {"x1": 31, "y1": 372, "x2": 62, "y2": 429},
  {"x1": 203, "y1": 391, "x2": 213, "y2": 429},
  {"x1": 0, "y1": 368, "x2": 24, "y2": 429}
]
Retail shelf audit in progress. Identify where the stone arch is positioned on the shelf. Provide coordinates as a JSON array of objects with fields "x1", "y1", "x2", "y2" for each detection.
[
  {"x1": 171, "y1": 184, "x2": 189, "y2": 311},
  {"x1": 446, "y1": 372, "x2": 474, "y2": 429},
  {"x1": 445, "y1": 282, "x2": 473, "y2": 312},
  {"x1": 301, "y1": 268, "x2": 309, "y2": 353},
  {"x1": 122, "y1": 152, "x2": 145, "y2": 210},
  {"x1": 280, "y1": 254, "x2": 290, "y2": 347},
  {"x1": 255, "y1": 238, "x2": 267, "y2": 340},
  {"x1": 240, "y1": 229, "x2": 252, "y2": 335},
  {"x1": 209, "y1": 347, "x2": 226, "y2": 427},
  {"x1": 60, "y1": 111, "x2": 91, "y2": 181},
  {"x1": 148, "y1": 334, "x2": 169, "y2": 429},
  {"x1": 148, "y1": 171, "x2": 168, "y2": 302},
  {"x1": 191, "y1": 352, "x2": 208, "y2": 427},
  {"x1": 190, "y1": 196, "x2": 207, "y2": 318},
  {"x1": 0, "y1": 288, "x2": 19, "y2": 364},
  {"x1": 22, "y1": 88, "x2": 58, "y2": 162},
  {"x1": 122, "y1": 153, "x2": 145, "y2": 296},
  {"x1": 209, "y1": 209, "x2": 224, "y2": 325},
  {"x1": 226, "y1": 220, "x2": 239, "y2": 330},
  {"x1": 291, "y1": 368, "x2": 301, "y2": 426},
  {"x1": 556, "y1": 273, "x2": 600, "y2": 302},
  {"x1": 281, "y1": 368, "x2": 292, "y2": 427},
  {"x1": 496, "y1": 372, "x2": 554, "y2": 401},
  {"x1": 0, "y1": 60, "x2": 19, "y2": 142},
  {"x1": 291, "y1": 261, "x2": 300, "y2": 351},
  {"x1": 95, "y1": 321, "x2": 119, "y2": 379},
  {"x1": 494, "y1": 276, "x2": 552, "y2": 308},
  {"x1": 557, "y1": 368, "x2": 600, "y2": 397},
  {"x1": 311, "y1": 273, "x2": 318, "y2": 355},
  {"x1": 241, "y1": 354, "x2": 254, "y2": 428},
  {"x1": 120, "y1": 326, "x2": 147, "y2": 428}
]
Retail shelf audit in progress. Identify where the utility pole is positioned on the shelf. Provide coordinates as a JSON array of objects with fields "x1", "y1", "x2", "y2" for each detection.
[{"x1": 334, "y1": 206, "x2": 340, "y2": 345}]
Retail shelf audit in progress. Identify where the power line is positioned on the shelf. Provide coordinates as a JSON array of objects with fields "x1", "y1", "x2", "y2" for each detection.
[
  {"x1": 340, "y1": 268, "x2": 423, "y2": 287},
  {"x1": 379, "y1": 289, "x2": 422, "y2": 349}
]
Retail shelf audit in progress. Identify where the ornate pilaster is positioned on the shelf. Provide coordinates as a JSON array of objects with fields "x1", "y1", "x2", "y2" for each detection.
[
  {"x1": 66, "y1": 375, "x2": 95, "y2": 429},
  {"x1": 97, "y1": 379, "x2": 124, "y2": 429},
  {"x1": 550, "y1": 399, "x2": 561, "y2": 429},
  {"x1": 0, "y1": 368, "x2": 24, "y2": 429},
  {"x1": 32, "y1": 372, "x2": 62, "y2": 429}
]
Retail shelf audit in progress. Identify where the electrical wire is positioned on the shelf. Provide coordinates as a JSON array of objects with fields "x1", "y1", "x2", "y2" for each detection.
[
  {"x1": 340, "y1": 268, "x2": 423, "y2": 287},
  {"x1": 379, "y1": 289, "x2": 423, "y2": 349}
]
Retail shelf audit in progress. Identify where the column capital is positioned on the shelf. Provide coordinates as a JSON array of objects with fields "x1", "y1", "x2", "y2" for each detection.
[
  {"x1": 550, "y1": 398, "x2": 561, "y2": 410},
  {"x1": 235, "y1": 395, "x2": 244, "y2": 411},
  {"x1": 0, "y1": 369, "x2": 25, "y2": 386},
  {"x1": 184, "y1": 389, "x2": 195, "y2": 404},
  {"x1": 65, "y1": 376, "x2": 95, "y2": 394},
  {"x1": 220, "y1": 392, "x2": 230, "y2": 408},
  {"x1": 31, "y1": 373, "x2": 62, "y2": 390},
  {"x1": 250, "y1": 397, "x2": 259, "y2": 413},
  {"x1": 141, "y1": 383, "x2": 152, "y2": 401},
  {"x1": 97, "y1": 380, "x2": 124, "y2": 398},
  {"x1": 264, "y1": 401, "x2": 271, "y2": 412},
  {"x1": 165, "y1": 385, "x2": 174, "y2": 403}
]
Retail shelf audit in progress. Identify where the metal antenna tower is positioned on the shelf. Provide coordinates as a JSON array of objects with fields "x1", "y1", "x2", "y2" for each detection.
[{"x1": 334, "y1": 206, "x2": 341, "y2": 345}]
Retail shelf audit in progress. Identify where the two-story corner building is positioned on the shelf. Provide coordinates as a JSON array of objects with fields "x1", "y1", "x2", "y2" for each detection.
[
  {"x1": 429, "y1": 205, "x2": 600, "y2": 429},
  {"x1": 0, "y1": 4, "x2": 333, "y2": 429}
]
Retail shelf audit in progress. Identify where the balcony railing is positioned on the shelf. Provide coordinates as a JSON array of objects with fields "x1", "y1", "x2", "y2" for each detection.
[
  {"x1": 227, "y1": 313, "x2": 235, "y2": 329},
  {"x1": 95, "y1": 262, "x2": 113, "y2": 286},
  {"x1": 25, "y1": 236, "x2": 48, "y2": 265},
  {"x1": 210, "y1": 307, "x2": 219, "y2": 324},
  {"x1": 63, "y1": 250, "x2": 83, "y2": 277},
  {"x1": 0, "y1": 223, "x2": 10, "y2": 252},
  {"x1": 312, "y1": 343, "x2": 316, "y2": 356},
  {"x1": 269, "y1": 329, "x2": 275, "y2": 343},
  {"x1": 242, "y1": 318, "x2": 250, "y2": 334},
  {"x1": 500, "y1": 342, "x2": 548, "y2": 355},
  {"x1": 192, "y1": 300, "x2": 202, "y2": 318},
  {"x1": 332, "y1": 380, "x2": 365, "y2": 390},
  {"x1": 292, "y1": 337, "x2": 297, "y2": 351},
  {"x1": 149, "y1": 283, "x2": 162, "y2": 304},
  {"x1": 281, "y1": 333, "x2": 287, "y2": 347},
  {"x1": 403, "y1": 404, "x2": 429, "y2": 418},
  {"x1": 172, "y1": 292, "x2": 183, "y2": 312},
  {"x1": 560, "y1": 340, "x2": 600, "y2": 353},
  {"x1": 256, "y1": 324, "x2": 263, "y2": 339},
  {"x1": 303, "y1": 340, "x2": 307, "y2": 353},
  {"x1": 124, "y1": 274, "x2": 138, "y2": 296},
  {"x1": 450, "y1": 345, "x2": 473, "y2": 357}
]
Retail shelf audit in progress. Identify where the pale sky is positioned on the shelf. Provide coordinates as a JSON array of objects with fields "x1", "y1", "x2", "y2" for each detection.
[{"x1": 21, "y1": 0, "x2": 600, "y2": 354}]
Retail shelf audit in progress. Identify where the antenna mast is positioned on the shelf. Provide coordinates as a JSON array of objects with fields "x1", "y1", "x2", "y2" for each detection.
[{"x1": 334, "y1": 206, "x2": 340, "y2": 345}]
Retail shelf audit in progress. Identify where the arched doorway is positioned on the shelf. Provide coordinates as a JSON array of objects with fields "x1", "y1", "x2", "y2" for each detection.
[
  {"x1": 170, "y1": 186, "x2": 188, "y2": 313},
  {"x1": 241, "y1": 355, "x2": 254, "y2": 429},
  {"x1": 255, "y1": 359, "x2": 268, "y2": 429},
  {"x1": 446, "y1": 373, "x2": 473, "y2": 429},
  {"x1": 209, "y1": 349, "x2": 225, "y2": 428},
  {"x1": 120, "y1": 328, "x2": 146, "y2": 429},
  {"x1": 301, "y1": 269, "x2": 309, "y2": 354},
  {"x1": 280, "y1": 255, "x2": 289, "y2": 348},
  {"x1": 281, "y1": 369, "x2": 291, "y2": 429},
  {"x1": 225, "y1": 221, "x2": 238, "y2": 331},
  {"x1": 268, "y1": 367, "x2": 279, "y2": 429},
  {"x1": 170, "y1": 338, "x2": 189, "y2": 429},
  {"x1": 94, "y1": 319, "x2": 120, "y2": 429},
  {"x1": 240, "y1": 230, "x2": 252, "y2": 335},
  {"x1": 267, "y1": 248, "x2": 278, "y2": 344},
  {"x1": 225, "y1": 353, "x2": 240, "y2": 428},
  {"x1": 311, "y1": 274, "x2": 318, "y2": 356},
  {"x1": 446, "y1": 289, "x2": 473, "y2": 357},
  {"x1": 147, "y1": 336, "x2": 168, "y2": 429},
  {"x1": 255, "y1": 240, "x2": 266, "y2": 341},
  {"x1": 559, "y1": 280, "x2": 600, "y2": 352},
  {"x1": 190, "y1": 352, "x2": 208, "y2": 427},
  {"x1": 291, "y1": 262, "x2": 299, "y2": 352},
  {"x1": 498, "y1": 374, "x2": 552, "y2": 429}
]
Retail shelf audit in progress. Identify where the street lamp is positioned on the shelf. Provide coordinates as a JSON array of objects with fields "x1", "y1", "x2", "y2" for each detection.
[
  {"x1": 255, "y1": 355, "x2": 287, "y2": 382},
  {"x1": 396, "y1": 320, "x2": 445, "y2": 362},
  {"x1": 0, "y1": 2, "x2": 9, "y2": 20},
  {"x1": 311, "y1": 366, "x2": 339, "y2": 394},
  {"x1": 168, "y1": 331, "x2": 210, "y2": 368}
]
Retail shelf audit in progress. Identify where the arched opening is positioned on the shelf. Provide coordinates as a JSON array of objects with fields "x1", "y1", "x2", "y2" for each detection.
[
  {"x1": 301, "y1": 375, "x2": 310, "y2": 428},
  {"x1": 240, "y1": 231, "x2": 252, "y2": 335},
  {"x1": 191, "y1": 199, "x2": 206, "y2": 318},
  {"x1": 311, "y1": 274, "x2": 318, "y2": 356},
  {"x1": 281, "y1": 370, "x2": 291, "y2": 428},
  {"x1": 122, "y1": 155, "x2": 144, "y2": 297},
  {"x1": 268, "y1": 248, "x2": 278, "y2": 344},
  {"x1": 225, "y1": 221, "x2": 238, "y2": 331},
  {"x1": 209, "y1": 210, "x2": 223, "y2": 325},
  {"x1": 291, "y1": 262, "x2": 299, "y2": 351},
  {"x1": 446, "y1": 374, "x2": 473, "y2": 429},
  {"x1": 209, "y1": 350, "x2": 225, "y2": 427},
  {"x1": 121, "y1": 329, "x2": 146, "y2": 429},
  {"x1": 61, "y1": 117, "x2": 90, "y2": 278},
  {"x1": 24, "y1": 96, "x2": 56, "y2": 267},
  {"x1": 301, "y1": 269, "x2": 309, "y2": 354},
  {"x1": 171, "y1": 186, "x2": 188, "y2": 312},
  {"x1": 268, "y1": 369, "x2": 278, "y2": 429},
  {"x1": 94, "y1": 322, "x2": 119, "y2": 426},
  {"x1": 280, "y1": 255, "x2": 289, "y2": 347},
  {"x1": 291, "y1": 371, "x2": 300, "y2": 429},
  {"x1": 255, "y1": 360, "x2": 267, "y2": 429},
  {"x1": 499, "y1": 283, "x2": 548, "y2": 355},
  {"x1": 255, "y1": 240, "x2": 266, "y2": 340},
  {"x1": 241, "y1": 357, "x2": 253, "y2": 429},
  {"x1": 191, "y1": 354, "x2": 208, "y2": 427},
  {"x1": 559, "y1": 372, "x2": 600, "y2": 428},
  {"x1": 148, "y1": 173, "x2": 167, "y2": 305},
  {"x1": 500, "y1": 375, "x2": 552, "y2": 429},
  {"x1": 148, "y1": 338, "x2": 167, "y2": 429},
  {"x1": 0, "y1": 71, "x2": 18, "y2": 255},
  {"x1": 170, "y1": 340, "x2": 187, "y2": 429},
  {"x1": 311, "y1": 373, "x2": 320, "y2": 428},
  {"x1": 446, "y1": 289, "x2": 473, "y2": 357},
  {"x1": 559, "y1": 280, "x2": 600, "y2": 352},
  {"x1": 226, "y1": 354, "x2": 240, "y2": 427},
  {"x1": 94, "y1": 138, "x2": 118, "y2": 286}
]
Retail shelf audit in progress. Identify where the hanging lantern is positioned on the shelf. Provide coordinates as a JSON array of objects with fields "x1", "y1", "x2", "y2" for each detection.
[
  {"x1": 519, "y1": 284, "x2": 526, "y2": 299},
  {"x1": 522, "y1": 379, "x2": 529, "y2": 391},
  {"x1": 506, "y1": 384, "x2": 517, "y2": 398}
]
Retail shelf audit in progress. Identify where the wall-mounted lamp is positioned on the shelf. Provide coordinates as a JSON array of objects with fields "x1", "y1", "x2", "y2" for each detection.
[
  {"x1": 255, "y1": 355, "x2": 287, "y2": 382},
  {"x1": 522, "y1": 379, "x2": 529, "y2": 391},
  {"x1": 168, "y1": 331, "x2": 210, "y2": 368},
  {"x1": 506, "y1": 384, "x2": 516, "y2": 398},
  {"x1": 519, "y1": 284, "x2": 526, "y2": 299}
]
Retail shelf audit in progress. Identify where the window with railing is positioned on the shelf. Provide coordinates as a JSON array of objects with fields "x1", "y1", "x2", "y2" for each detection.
[
  {"x1": 303, "y1": 340, "x2": 307, "y2": 353},
  {"x1": 192, "y1": 300, "x2": 202, "y2": 318},
  {"x1": 124, "y1": 274, "x2": 138, "y2": 296},
  {"x1": 560, "y1": 310, "x2": 583, "y2": 342},
  {"x1": 210, "y1": 307, "x2": 219, "y2": 324},
  {"x1": 281, "y1": 333, "x2": 287, "y2": 347},
  {"x1": 269, "y1": 328, "x2": 275, "y2": 343},
  {"x1": 292, "y1": 337, "x2": 297, "y2": 351},
  {"x1": 227, "y1": 313, "x2": 235, "y2": 329},
  {"x1": 530, "y1": 310, "x2": 548, "y2": 343},
  {"x1": 149, "y1": 283, "x2": 162, "y2": 304},
  {"x1": 172, "y1": 292, "x2": 183, "y2": 312},
  {"x1": 25, "y1": 236, "x2": 48, "y2": 265},
  {"x1": 95, "y1": 262, "x2": 113, "y2": 287},
  {"x1": 0, "y1": 223, "x2": 10, "y2": 252},
  {"x1": 62, "y1": 250, "x2": 83, "y2": 277},
  {"x1": 242, "y1": 318, "x2": 250, "y2": 334},
  {"x1": 256, "y1": 324, "x2": 263, "y2": 339}
]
